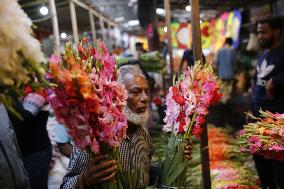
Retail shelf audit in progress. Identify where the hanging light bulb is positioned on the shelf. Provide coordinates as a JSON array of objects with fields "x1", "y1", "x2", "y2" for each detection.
[{"x1": 39, "y1": 6, "x2": 49, "y2": 15}]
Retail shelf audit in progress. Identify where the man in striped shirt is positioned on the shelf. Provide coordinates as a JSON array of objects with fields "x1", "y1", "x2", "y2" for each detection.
[{"x1": 61, "y1": 65, "x2": 192, "y2": 189}]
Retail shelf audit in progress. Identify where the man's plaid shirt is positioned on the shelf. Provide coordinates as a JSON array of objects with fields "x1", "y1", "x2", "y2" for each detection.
[{"x1": 61, "y1": 127, "x2": 153, "y2": 189}]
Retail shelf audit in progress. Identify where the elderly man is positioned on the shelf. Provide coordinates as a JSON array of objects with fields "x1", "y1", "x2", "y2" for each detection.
[{"x1": 61, "y1": 65, "x2": 192, "y2": 189}]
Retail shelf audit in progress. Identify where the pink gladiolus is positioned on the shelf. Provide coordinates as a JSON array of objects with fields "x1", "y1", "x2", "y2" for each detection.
[
  {"x1": 269, "y1": 144, "x2": 284, "y2": 152},
  {"x1": 49, "y1": 54, "x2": 61, "y2": 64}
]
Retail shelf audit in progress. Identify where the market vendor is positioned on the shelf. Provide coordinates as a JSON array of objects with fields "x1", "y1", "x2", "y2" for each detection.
[
  {"x1": 61, "y1": 65, "x2": 193, "y2": 189},
  {"x1": 251, "y1": 16, "x2": 284, "y2": 189}
]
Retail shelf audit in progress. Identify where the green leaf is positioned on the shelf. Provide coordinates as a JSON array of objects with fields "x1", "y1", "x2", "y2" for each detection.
[
  {"x1": 166, "y1": 147, "x2": 183, "y2": 179},
  {"x1": 166, "y1": 161, "x2": 187, "y2": 185}
]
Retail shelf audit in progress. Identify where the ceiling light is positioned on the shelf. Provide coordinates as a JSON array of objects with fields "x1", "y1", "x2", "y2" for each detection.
[
  {"x1": 163, "y1": 27, "x2": 167, "y2": 32},
  {"x1": 60, "y1": 32, "x2": 67, "y2": 39},
  {"x1": 114, "y1": 17, "x2": 125, "y2": 22},
  {"x1": 39, "y1": 6, "x2": 49, "y2": 15},
  {"x1": 185, "y1": 5, "x2": 191, "y2": 12},
  {"x1": 156, "y1": 8, "x2": 165, "y2": 15},
  {"x1": 128, "y1": 20, "x2": 139, "y2": 26}
]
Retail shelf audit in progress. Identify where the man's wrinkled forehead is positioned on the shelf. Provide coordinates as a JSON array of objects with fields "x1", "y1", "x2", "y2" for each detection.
[{"x1": 124, "y1": 73, "x2": 148, "y2": 90}]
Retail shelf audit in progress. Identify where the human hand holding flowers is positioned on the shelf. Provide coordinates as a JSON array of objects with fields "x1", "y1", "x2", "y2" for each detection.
[
  {"x1": 184, "y1": 138, "x2": 193, "y2": 160},
  {"x1": 83, "y1": 155, "x2": 117, "y2": 187}
]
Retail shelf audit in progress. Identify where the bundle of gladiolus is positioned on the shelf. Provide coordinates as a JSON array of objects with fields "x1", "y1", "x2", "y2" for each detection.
[
  {"x1": 48, "y1": 39, "x2": 128, "y2": 154},
  {"x1": 239, "y1": 110, "x2": 284, "y2": 161},
  {"x1": 48, "y1": 39, "x2": 128, "y2": 188},
  {"x1": 159, "y1": 62, "x2": 222, "y2": 188},
  {"x1": 163, "y1": 61, "x2": 222, "y2": 139}
]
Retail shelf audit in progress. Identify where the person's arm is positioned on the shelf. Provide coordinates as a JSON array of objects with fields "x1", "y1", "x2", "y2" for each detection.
[
  {"x1": 61, "y1": 146, "x2": 89, "y2": 189},
  {"x1": 272, "y1": 73, "x2": 284, "y2": 86},
  {"x1": 9, "y1": 93, "x2": 47, "y2": 127},
  {"x1": 266, "y1": 73, "x2": 284, "y2": 98},
  {"x1": 57, "y1": 142, "x2": 73, "y2": 158},
  {"x1": 215, "y1": 51, "x2": 219, "y2": 69},
  {"x1": 61, "y1": 146, "x2": 116, "y2": 189}
]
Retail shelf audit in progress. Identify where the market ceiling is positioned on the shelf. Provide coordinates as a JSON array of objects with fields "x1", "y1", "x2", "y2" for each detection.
[{"x1": 19, "y1": 0, "x2": 273, "y2": 33}]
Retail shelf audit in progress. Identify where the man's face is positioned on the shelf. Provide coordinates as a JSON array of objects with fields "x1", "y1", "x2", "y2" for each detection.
[
  {"x1": 124, "y1": 73, "x2": 149, "y2": 114},
  {"x1": 257, "y1": 23, "x2": 278, "y2": 48}
]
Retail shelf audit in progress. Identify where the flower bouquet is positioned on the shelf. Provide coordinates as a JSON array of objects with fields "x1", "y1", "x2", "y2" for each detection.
[
  {"x1": 48, "y1": 39, "x2": 128, "y2": 188},
  {"x1": 239, "y1": 110, "x2": 284, "y2": 161},
  {"x1": 0, "y1": 0, "x2": 49, "y2": 117},
  {"x1": 159, "y1": 62, "x2": 222, "y2": 187}
]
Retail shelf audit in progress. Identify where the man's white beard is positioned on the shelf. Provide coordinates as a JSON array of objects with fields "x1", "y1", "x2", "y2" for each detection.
[{"x1": 124, "y1": 106, "x2": 149, "y2": 127}]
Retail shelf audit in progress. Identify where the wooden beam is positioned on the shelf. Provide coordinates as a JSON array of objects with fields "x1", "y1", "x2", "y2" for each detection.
[
  {"x1": 99, "y1": 17, "x2": 107, "y2": 42},
  {"x1": 70, "y1": 0, "x2": 79, "y2": 44},
  {"x1": 22, "y1": 0, "x2": 48, "y2": 8},
  {"x1": 107, "y1": 23, "x2": 113, "y2": 49},
  {"x1": 190, "y1": 0, "x2": 211, "y2": 189},
  {"x1": 89, "y1": 8, "x2": 97, "y2": 42},
  {"x1": 164, "y1": 0, "x2": 174, "y2": 76},
  {"x1": 72, "y1": 0, "x2": 118, "y2": 27},
  {"x1": 48, "y1": 0, "x2": 60, "y2": 50},
  {"x1": 190, "y1": 0, "x2": 203, "y2": 61}
]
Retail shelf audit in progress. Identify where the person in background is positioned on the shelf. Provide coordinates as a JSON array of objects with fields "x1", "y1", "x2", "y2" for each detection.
[
  {"x1": 135, "y1": 42, "x2": 147, "y2": 59},
  {"x1": 8, "y1": 89, "x2": 52, "y2": 189},
  {"x1": 61, "y1": 65, "x2": 193, "y2": 189},
  {"x1": 251, "y1": 17, "x2": 284, "y2": 189},
  {"x1": 179, "y1": 48, "x2": 206, "y2": 72},
  {"x1": 215, "y1": 37, "x2": 237, "y2": 102},
  {"x1": 0, "y1": 104, "x2": 30, "y2": 189},
  {"x1": 180, "y1": 49, "x2": 194, "y2": 71},
  {"x1": 215, "y1": 37, "x2": 237, "y2": 81}
]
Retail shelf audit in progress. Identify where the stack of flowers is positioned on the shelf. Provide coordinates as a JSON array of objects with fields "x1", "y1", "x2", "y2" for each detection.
[
  {"x1": 186, "y1": 127, "x2": 259, "y2": 188},
  {"x1": 207, "y1": 127, "x2": 259, "y2": 189},
  {"x1": 159, "y1": 62, "x2": 222, "y2": 187},
  {"x1": 0, "y1": 0, "x2": 48, "y2": 116},
  {"x1": 239, "y1": 110, "x2": 284, "y2": 161},
  {"x1": 208, "y1": 127, "x2": 239, "y2": 162},
  {"x1": 48, "y1": 40, "x2": 128, "y2": 188},
  {"x1": 211, "y1": 161, "x2": 259, "y2": 189}
]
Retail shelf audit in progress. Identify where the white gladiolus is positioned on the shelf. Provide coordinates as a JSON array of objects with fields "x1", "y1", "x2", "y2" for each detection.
[{"x1": 0, "y1": 0, "x2": 45, "y2": 86}]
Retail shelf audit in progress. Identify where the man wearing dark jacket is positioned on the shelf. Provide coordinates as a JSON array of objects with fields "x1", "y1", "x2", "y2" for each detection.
[{"x1": 252, "y1": 17, "x2": 284, "y2": 189}]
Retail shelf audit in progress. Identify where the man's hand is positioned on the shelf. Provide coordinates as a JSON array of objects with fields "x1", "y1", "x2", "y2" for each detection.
[
  {"x1": 266, "y1": 78, "x2": 274, "y2": 99},
  {"x1": 83, "y1": 155, "x2": 117, "y2": 187},
  {"x1": 184, "y1": 138, "x2": 193, "y2": 160}
]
